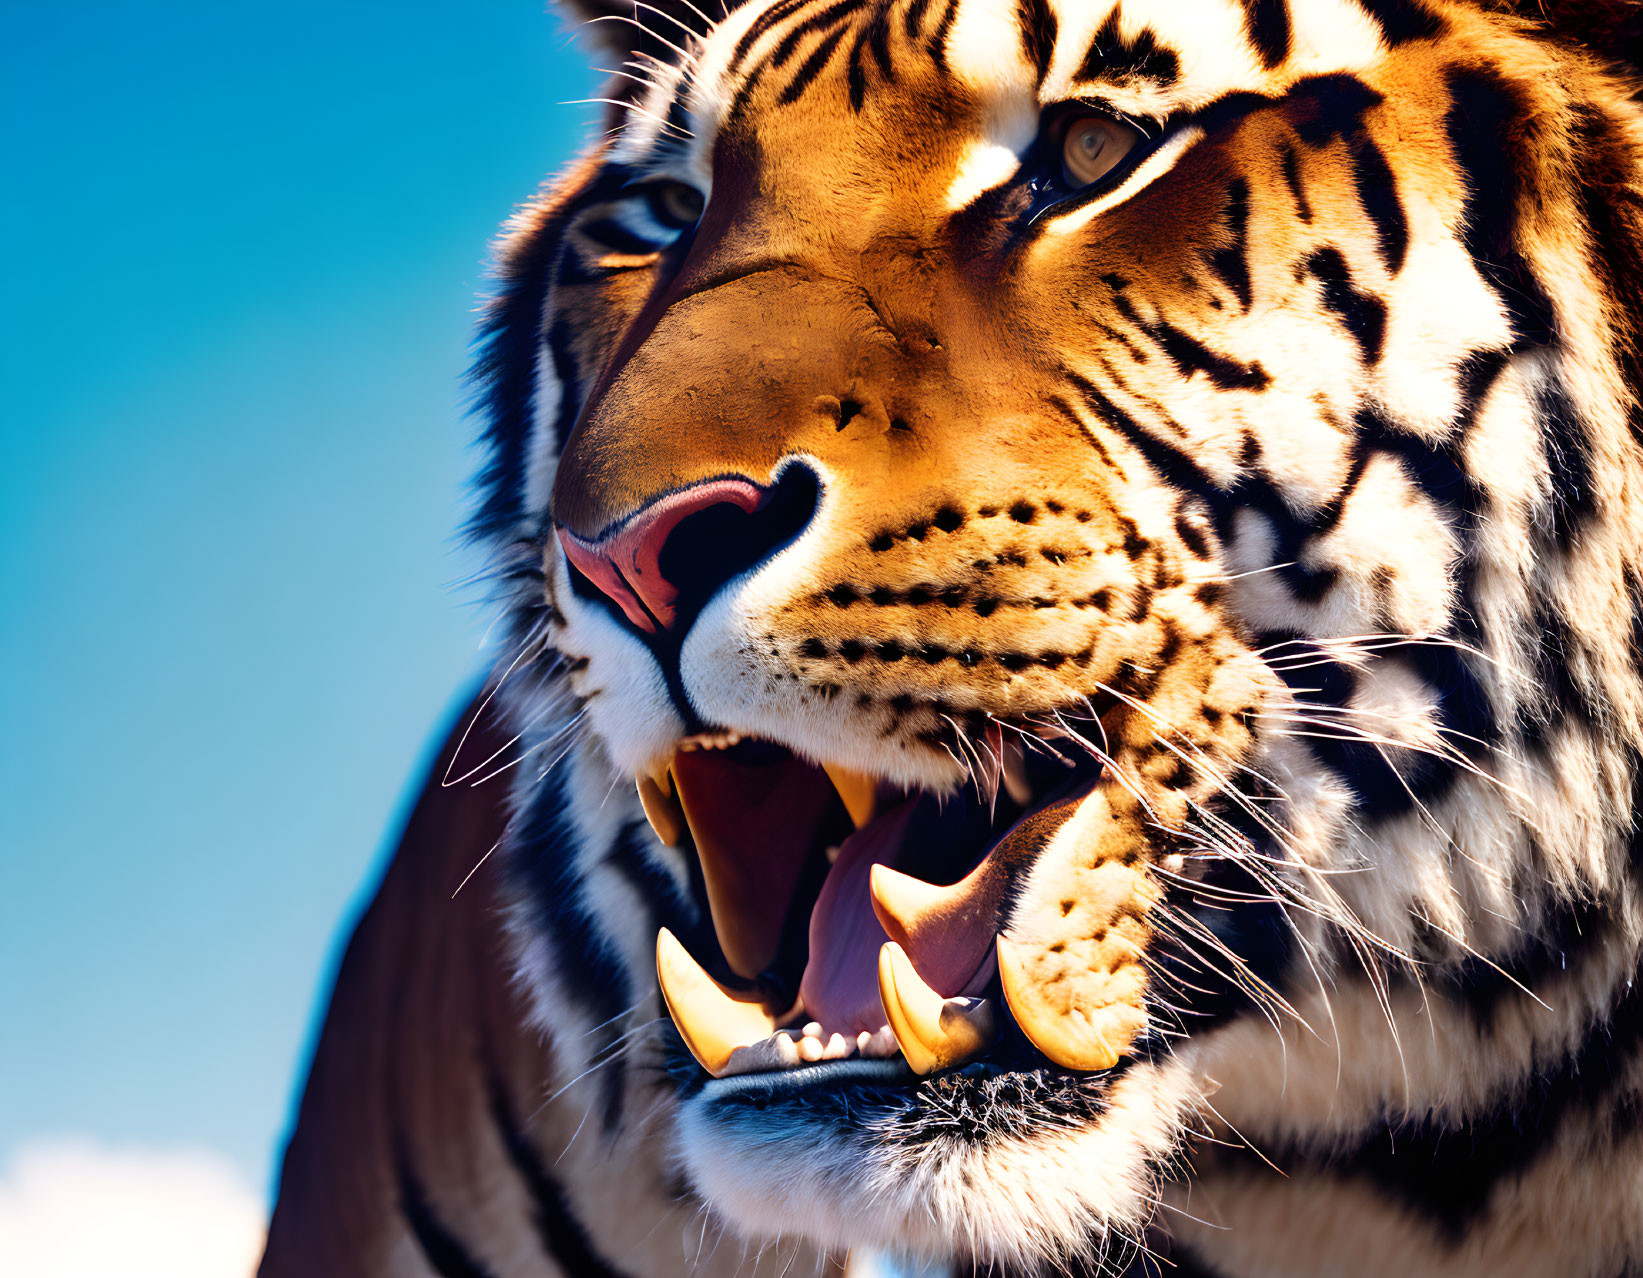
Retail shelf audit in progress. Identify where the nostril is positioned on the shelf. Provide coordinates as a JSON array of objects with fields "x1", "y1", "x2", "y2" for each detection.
[
  {"x1": 560, "y1": 463, "x2": 822, "y2": 635},
  {"x1": 659, "y1": 463, "x2": 821, "y2": 626}
]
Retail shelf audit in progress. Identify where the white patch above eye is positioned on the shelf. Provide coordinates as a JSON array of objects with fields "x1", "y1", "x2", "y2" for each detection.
[
  {"x1": 1039, "y1": 124, "x2": 1203, "y2": 235},
  {"x1": 944, "y1": 0, "x2": 1035, "y2": 93},
  {"x1": 946, "y1": 140, "x2": 1028, "y2": 210}
]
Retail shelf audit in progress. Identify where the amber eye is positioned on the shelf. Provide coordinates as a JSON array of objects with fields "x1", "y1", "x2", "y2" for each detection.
[
  {"x1": 1061, "y1": 115, "x2": 1144, "y2": 188},
  {"x1": 650, "y1": 181, "x2": 705, "y2": 230}
]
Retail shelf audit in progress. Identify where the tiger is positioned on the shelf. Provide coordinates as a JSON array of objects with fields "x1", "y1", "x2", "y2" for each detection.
[{"x1": 260, "y1": 0, "x2": 1643, "y2": 1275}]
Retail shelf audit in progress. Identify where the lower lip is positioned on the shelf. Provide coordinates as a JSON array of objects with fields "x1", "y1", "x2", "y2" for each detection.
[{"x1": 700, "y1": 1057, "x2": 917, "y2": 1103}]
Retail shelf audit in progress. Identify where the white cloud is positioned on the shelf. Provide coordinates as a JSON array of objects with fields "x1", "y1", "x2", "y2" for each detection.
[{"x1": 0, "y1": 1139, "x2": 265, "y2": 1278}]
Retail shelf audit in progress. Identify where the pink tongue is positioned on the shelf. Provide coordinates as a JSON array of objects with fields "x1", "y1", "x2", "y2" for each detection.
[{"x1": 798, "y1": 801, "x2": 916, "y2": 1034}]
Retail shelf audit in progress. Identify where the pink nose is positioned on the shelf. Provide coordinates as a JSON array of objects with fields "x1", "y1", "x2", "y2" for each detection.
[{"x1": 557, "y1": 479, "x2": 764, "y2": 633}]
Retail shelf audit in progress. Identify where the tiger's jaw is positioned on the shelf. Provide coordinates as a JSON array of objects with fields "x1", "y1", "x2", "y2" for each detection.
[
  {"x1": 646, "y1": 731, "x2": 1201, "y2": 1267},
  {"x1": 532, "y1": 467, "x2": 1280, "y2": 1265}
]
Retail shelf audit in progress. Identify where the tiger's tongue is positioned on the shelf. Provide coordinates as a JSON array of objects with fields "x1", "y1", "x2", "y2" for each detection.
[{"x1": 798, "y1": 801, "x2": 917, "y2": 1033}]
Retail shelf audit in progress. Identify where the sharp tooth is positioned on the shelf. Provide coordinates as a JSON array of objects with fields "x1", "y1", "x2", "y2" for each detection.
[
  {"x1": 655, "y1": 928, "x2": 779, "y2": 1076},
  {"x1": 876, "y1": 942, "x2": 997, "y2": 1075},
  {"x1": 869, "y1": 861, "x2": 999, "y2": 997},
  {"x1": 823, "y1": 762, "x2": 877, "y2": 829},
  {"x1": 1001, "y1": 736, "x2": 1032, "y2": 806},
  {"x1": 636, "y1": 771, "x2": 685, "y2": 846},
  {"x1": 996, "y1": 934, "x2": 1144, "y2": 1072}
]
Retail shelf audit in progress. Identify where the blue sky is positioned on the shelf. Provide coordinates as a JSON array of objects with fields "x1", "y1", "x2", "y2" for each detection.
[{"x1": 1, "y1": 1, "x2": 595, "y2": 1201}]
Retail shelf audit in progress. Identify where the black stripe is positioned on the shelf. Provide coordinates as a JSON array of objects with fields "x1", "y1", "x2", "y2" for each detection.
[
  {"x1": 546, "y1": 319, "x2": 583, "y2": 455},
  {"x1": 731, "y1": 0, "x2": 812, "y2": 71},
  {"x1": 1533, "y1": 371, "x2": 1599, "y2": 550},
  {"x1": 1077, "y1": 8, "x2": 1179, "y2": 85},
  {"x1": 1113, "y1": 295, "x2": 1271, "y2": 389},
  {"x1": 779, "y1": 21, "x2": 851, "y2": 103},
  {"x1": 488, "y1": 1075, "x2": 638, "y2": 1278},
  {"x1": 904, "y1": 0, "x2": 932, "y2": 38},
  {"x1": 1073, "y1": 346, "x2": 1508, "y2": 820},
  {"x1": 606, "y1": 819, "x2": 712, "y2": 957},
  {"x1": 1280, "y1": 143, "x2": 1314, "y2": 221},
  {"x1": 928, "y1": 0, "x2": 960, "y2": 76},
  {"x1": 1240, "y1": 0, "x2": 1291, "y2": 68},
  {"x1": 399, "y1": 1154, "x2": 500, "y2": 1278},
  {"x1": 1292, "y1": 957, "x2": 1643, "y2": 1238},
  {"x1": 508, "y1": 771, "x2": 635, "y2": 1128},
  {"x1": 868, "y1": 0, "x2": 894, "y2": 76},
  {"x1": 1306, "y1": 246, "x2": 1387, "y2": 363},
  {"x1": 1288, "y1": 73, "x2": 1382, "y2": 148},
  {"x1": 1569, "y1": 102, "x2": 1643, "y2": 459},
  {"x1": 1518, "y1": 598, "x2": 1608, "y2": 757},
  {"x1": 768, "y1": 0, "x2": 857, "y2": 70},
  {"x1": 1016, "y1": 0, "x2": 1059, "y2": 84},
  {"x1": 469, "y1": 199, "x2": 574, "y2": 541},
  {"x1": 1444, "y1": 68, "x2": 1557, "y2": 347},
  {"x1": 1208, "y1": 178, "x2": 1253, "y2": 311},
  {"x1": 847, "y1": 0, "x2": 895, "y2": 110},
  {"x1": 1350, "y1": 136, "x2": 1409, "y2": 273},
  {"x1": 1354, "y1": 0, "x2": 1446, "y2": 47}
]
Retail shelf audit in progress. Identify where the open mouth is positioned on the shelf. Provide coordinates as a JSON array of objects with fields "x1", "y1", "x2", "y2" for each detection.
[{"x1": 640, "y1": 712, "x2": 1122, "y2": 1085}]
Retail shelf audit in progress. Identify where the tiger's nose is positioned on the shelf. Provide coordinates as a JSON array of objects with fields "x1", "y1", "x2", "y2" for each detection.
[{"x1": 557, "y1": 467, "x2": 821, "y2": 634}]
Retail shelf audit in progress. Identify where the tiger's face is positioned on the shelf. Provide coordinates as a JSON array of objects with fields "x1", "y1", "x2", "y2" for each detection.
[{"x1": 482, "y1": 0, "x2": 1643, "y2": 1268}]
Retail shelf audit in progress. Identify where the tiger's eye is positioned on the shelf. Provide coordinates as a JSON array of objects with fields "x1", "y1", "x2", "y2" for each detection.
[
  {"x1": 654, "y1": 182, "x2": 705, "y2": 228},
  {"x1": 1061, "y1": 116, "x2": 1143, "y2": 188}
]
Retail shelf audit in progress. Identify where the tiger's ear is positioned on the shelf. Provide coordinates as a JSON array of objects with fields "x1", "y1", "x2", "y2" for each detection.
[
  {"x1": 1493, "y1": 0, "x2": 1643, "y2": 68},
  {"x1": 553, "y1": 0, "x2": 732, "y2": 65}
]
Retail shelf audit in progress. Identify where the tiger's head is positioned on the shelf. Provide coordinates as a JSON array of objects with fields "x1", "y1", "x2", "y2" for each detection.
[{"x1": 473, "y1": 0, "x2": 1643, "y2": 1270}]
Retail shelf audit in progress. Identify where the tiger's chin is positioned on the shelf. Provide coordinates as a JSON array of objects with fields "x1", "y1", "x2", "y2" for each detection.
[{"x1": 673, "y1": 1051, "x2": 1196, "y2": 1267}]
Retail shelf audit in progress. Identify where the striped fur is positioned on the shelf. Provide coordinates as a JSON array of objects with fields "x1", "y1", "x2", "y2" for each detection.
[{"x1": 269, "y1": 1, "x2": 1643, "y2": 1275}]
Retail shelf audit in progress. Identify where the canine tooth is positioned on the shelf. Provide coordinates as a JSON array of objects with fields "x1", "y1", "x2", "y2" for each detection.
[
  {"x1": 1001, "y1": 737, "x2": 1032, "y2": 805},
  {"x1": 869, "y1": 862, "x2": 998, "y2": 996},
  {"x1": 636, "y1": 772, "x2": 685, "y2": 847},
  {"x1": 722, "y1": 1031, "x2": 802, "y2": 1077},
  {"x1": 876, "y1": 942, "x2": 997, "y2": 1075},
  {"x1": 823, "y1": 762, "x2": 877, "y2": 829},
  {"x1": 996, "y1": 935, "x2": 1142, "y2": 1072},
  {"x1": 655, "y1": 928, "x2": 779, "y2": 1076}
]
